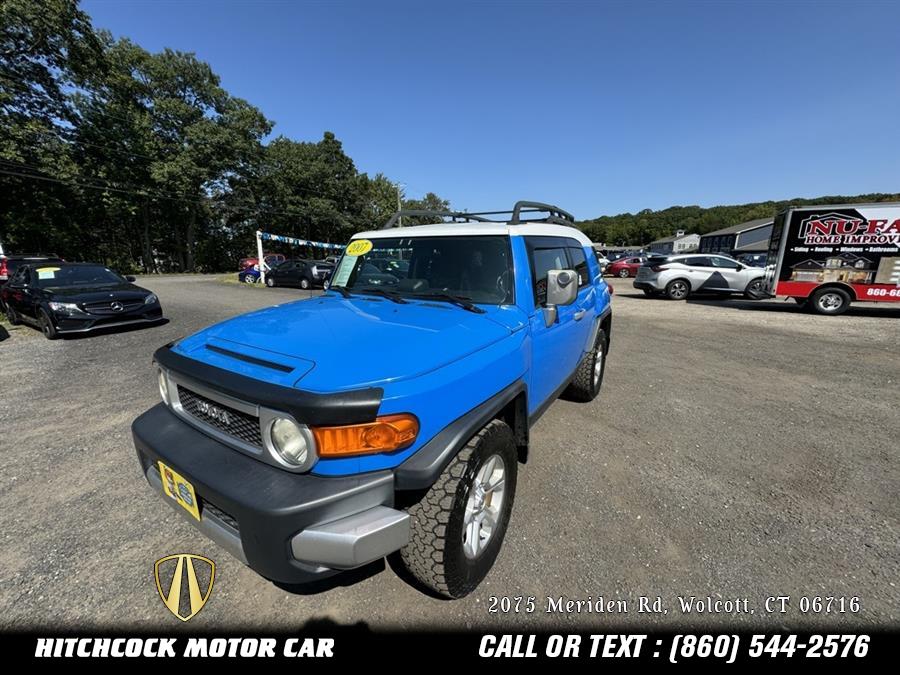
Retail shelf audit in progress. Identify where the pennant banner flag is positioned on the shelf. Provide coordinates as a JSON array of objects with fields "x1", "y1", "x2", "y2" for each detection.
[{"x1": 258, "y1": 231, "x2": 344, "y2": 250}]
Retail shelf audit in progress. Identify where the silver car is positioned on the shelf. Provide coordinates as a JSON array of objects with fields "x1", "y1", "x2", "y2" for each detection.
[{"x1": 633, "y1": 254, "x2": 766, "y2": 300}]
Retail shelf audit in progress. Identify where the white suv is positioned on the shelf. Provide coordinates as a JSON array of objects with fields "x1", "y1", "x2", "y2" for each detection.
[{"x1": 633, "y1": 254, "x2": 766, "y2": 300}]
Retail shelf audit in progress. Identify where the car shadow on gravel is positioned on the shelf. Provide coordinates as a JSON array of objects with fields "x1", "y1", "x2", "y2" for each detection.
[
  {"x1": 617, "y1": 291, "x2": 730, "y2": 301},
  {"x1": 686, "y1": 297, "x2": 899, "y2": 318},
  {"x1": 272, "y1": 559, "x2": 386, "y2": 596}
]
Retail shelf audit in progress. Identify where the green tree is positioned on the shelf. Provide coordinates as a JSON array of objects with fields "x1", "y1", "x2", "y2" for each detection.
[
  {"x1": 72, "y1": 37, "x2": 271, "y2": 271},
  {"x1": 0, "y1": 0, "x2": 102, "y2": 257}
]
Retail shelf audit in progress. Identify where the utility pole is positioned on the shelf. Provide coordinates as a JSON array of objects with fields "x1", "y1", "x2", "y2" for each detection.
[{"x1": 395, "y1": 182, "x2": 405, "y2": 228}]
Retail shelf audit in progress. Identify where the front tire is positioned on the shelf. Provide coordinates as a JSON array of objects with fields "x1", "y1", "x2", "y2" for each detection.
[
  {"x1": 39, "y1": 309, "x2": 59, "y2": 340},
  {"x1": 564, "y1": 327, "x2": 608, "y2": 402},
  {"x1": 744, "y1": 278, "x2": 765, "y2": 299},
  {"x1": 265, "y1": 276, "x2": 275, "y2": 287},
  {"x1": 810, "y1": 287, "x2": 851, "y2": 316},
  {"x1": 6, "y1": 304, "x2": 21, "y2": 325},
  {"x1": 618, "y1": 268, "x2": 630, "y2": 278},
  {"x1": 665, "y1": 278, "x2": 690, "y2": 300},
  {"x1": 300, "y1": 277, "x2": 311, "y2": 290},
  {"x1": 400, "y1": 419, "x2": 517, "y2": 599}
]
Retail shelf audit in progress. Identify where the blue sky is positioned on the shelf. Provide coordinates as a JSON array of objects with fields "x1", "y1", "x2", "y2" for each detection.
[{"x1": 82, "y1": 0, "x2": 900, "y2": 219}]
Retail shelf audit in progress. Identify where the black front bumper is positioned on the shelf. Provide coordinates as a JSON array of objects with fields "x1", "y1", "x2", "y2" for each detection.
[
  {"x1": 133, "y1": 404, "x2": 398, "y2": 584},
  {"x1": 56, "y1": 305, "x2": 164, "y2": 333}
]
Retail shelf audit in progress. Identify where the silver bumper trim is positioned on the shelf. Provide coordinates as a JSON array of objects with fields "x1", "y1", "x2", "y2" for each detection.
[
  {"x1": 291, "y1": 506, "x2": 410, "y2": 569},
  {"x1": 57, "y1": 317, "x2": 163, "y2": 333}
]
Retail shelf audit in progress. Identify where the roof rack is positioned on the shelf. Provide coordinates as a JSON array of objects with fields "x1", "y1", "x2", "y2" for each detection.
[
  {"x1": 381, "y1": 201, "x2": 574, "y2": 230},
  {"x1": 381, "y1": 210, "x2": 492, "y2": 230}
]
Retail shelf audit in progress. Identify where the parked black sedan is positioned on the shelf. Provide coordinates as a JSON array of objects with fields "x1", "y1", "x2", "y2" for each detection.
[
  {"x1": 264, "y1": 258, "x2": 334, "y2": 289},
  {"x1": 1, "y1": 262, "x2": 163, "y2": 339}
]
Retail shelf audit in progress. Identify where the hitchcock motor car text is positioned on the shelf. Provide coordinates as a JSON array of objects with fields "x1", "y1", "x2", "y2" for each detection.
[{"x1": 487, "y1": 595, "x2": 861, "y2": 616}]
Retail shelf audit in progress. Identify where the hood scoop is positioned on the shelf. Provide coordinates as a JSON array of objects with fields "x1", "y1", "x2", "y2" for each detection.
[
  {"x1": 189, "y1": 337, "x2": 315, "y2": 387},
  {"x1": 205, "y1": 344, "x2": 294, "y2": 373}
]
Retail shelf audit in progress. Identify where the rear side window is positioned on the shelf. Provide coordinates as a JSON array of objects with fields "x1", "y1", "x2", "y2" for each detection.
[
  {"x1": 684, "y1": 256, "x2": 711, "y2": 267},
  {"x1": 12, "y1": 266, "x2": 30, "y2": 284},
  {"x1": 567, "y1": 246, "x2": 589, "y2": 288}
]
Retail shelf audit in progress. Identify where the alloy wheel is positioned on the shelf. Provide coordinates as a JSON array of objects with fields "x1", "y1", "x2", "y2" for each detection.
[
  {"x1": 462, "y1": 454, "x2": 506, "y2": 559},
  {"x1": 593, "y1": 341, "x2": 604, "y2": 387},
  {"x1": 817, "y1": 292, "x2": 844, "y2": 313},
  {"x1": 669, "y1": 280, "x2": 688, "y2": 299}
]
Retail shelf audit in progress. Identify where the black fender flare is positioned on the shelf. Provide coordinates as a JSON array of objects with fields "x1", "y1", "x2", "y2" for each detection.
[{"x1": 394, "y1": 379, "x2": 526, "y2": 491}]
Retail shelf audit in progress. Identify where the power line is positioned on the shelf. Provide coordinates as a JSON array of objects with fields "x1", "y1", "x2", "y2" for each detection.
[
  {"x1": 0, "y1": 158, "x2": 201, "y2": 202},
  {"x1": 25, "y1": 125, "x2": 160, "y2": 162},
  {"x1": 0, "y1": 163, "x2": 359, "y2": 222}
]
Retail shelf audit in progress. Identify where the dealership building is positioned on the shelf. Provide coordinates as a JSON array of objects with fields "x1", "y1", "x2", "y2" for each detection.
[
  {"x1": 648, "y1": 230, "x2": 700, "y2": 255},
  {"x1": 698, "y1": 217, "x2": 773, "y2": 256}
]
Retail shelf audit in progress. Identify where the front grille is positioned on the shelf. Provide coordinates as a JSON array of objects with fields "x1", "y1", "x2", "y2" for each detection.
[
  {"x1": 177, "y1": 386, "x2": 263, "y2": 447},
  {"x1": 84, "y1": 300, "x2": 144, "y2": 315}
]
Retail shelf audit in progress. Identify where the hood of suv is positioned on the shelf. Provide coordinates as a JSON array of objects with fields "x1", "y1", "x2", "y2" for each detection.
[{"x1": 174, "y1": 295, "x2": 521, "y2": 391}]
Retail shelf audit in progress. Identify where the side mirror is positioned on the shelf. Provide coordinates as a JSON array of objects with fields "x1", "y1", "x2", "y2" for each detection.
[
  {"x1": 733, "y1": 264, "x2": 742, "y2": 271},
  {"x1": 542, "y1": 269, "x2": 578, "y2": 327},
  {"x1": 125, "y1": 275, "x2": 136, "y2": 282}
]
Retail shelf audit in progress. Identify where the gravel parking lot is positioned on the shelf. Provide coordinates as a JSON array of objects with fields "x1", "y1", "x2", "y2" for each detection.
[{"x1": 0, "y1": 275, "x2": 897, "y2": 630}]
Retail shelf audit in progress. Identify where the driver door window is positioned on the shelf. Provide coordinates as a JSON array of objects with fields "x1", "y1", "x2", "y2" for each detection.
[{"x1": 530, "y1": 247, "x2": 569, "y2": 306}]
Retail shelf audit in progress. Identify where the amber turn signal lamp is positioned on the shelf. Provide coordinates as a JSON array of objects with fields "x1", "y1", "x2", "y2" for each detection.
[{"x1": 312, "y1": 414, "x2": 419, "y2": 457}]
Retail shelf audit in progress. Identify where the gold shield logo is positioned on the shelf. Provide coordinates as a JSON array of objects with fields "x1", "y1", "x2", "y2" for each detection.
[{"x1": 154, "y1": 554, "x2": 215, "y2": 621}]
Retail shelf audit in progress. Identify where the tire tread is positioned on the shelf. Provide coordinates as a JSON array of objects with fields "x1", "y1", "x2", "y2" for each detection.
[{"x1": 401, "y1": 420, "x2": 511, "y2": 598}]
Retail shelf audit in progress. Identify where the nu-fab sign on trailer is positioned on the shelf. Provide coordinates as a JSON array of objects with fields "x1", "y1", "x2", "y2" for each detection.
[
  {"x1": 255, "y1": 230, "x2": 344, "y2": 284},
  {"x1": 763, "y1": 203, "x2": 900, "y2": 314}
]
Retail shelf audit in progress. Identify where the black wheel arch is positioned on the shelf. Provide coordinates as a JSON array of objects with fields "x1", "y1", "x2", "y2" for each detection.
[
  {"x1": 812, "y1": 282, "x2": 857, "y2": 302},
  {"x1": 395, "y1": 379, "x2": 528, "y2": 492}
]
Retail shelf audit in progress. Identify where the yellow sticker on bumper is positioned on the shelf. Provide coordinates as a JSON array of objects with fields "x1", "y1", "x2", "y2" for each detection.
[{"x1": 158, "y1": 461, "x2": 201, "y2": 521}]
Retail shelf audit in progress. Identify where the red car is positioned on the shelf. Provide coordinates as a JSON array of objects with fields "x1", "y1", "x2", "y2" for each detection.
[
  {"x1": 239, "y1": 252, "x2": 285, "y2": 271},
  {"x1": 606, "y1": 256, "x2": 647, "y2": 278}
]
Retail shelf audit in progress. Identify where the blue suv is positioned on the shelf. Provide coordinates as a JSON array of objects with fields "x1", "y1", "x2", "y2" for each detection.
[{"x1": 133, "y1": 201, "x2": 612, "y2": 598}]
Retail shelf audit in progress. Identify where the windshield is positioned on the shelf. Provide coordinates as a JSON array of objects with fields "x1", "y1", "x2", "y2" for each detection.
[
  {"x1": 33, "y1": 265, "x2": 125, "y2": 288},
  {"x1": 331, "y1": 235, "x2": 513, "y2": 305}
]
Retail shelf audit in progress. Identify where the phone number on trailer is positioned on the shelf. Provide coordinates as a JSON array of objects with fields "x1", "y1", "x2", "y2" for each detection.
[{"x1": 863, "y1": 287, "x2": 900, "y2": 297}]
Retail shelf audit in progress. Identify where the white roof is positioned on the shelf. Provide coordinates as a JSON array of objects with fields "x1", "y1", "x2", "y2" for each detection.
[{"x1": 354, "y1": 221, "x2": 593, "y2": 247}]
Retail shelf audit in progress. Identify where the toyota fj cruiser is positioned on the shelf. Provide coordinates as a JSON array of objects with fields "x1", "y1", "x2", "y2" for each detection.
[{"x1": 132, "y1": 201, "x2": 612, "y2": 598}]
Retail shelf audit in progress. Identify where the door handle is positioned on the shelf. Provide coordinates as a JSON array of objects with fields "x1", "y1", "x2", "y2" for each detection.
[{"x1": 574, "y1": 310, "x2": 586, "y2": 321}]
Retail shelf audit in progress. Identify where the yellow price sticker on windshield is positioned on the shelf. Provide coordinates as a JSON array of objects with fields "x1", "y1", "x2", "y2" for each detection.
[{"x1": 346, "y1": 239, "x2": 373, "y2": 256}]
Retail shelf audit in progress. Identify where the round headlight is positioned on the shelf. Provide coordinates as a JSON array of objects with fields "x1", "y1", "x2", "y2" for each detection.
[
  {"x1": 271, "y1": 418, "x2": 309, "y2": 466},
  {"x1": 157, "y1": 369, "x2": 169, "y2": 403}
]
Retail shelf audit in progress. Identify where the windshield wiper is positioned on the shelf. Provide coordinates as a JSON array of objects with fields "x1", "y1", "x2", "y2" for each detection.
[
  {"x1": 355, "y1": 287, "x2": 408, "y2": 304},
  {"x1": 327, "y1": 285, "x2": 353, "y2": 298},
  {"x1": 410, "y1": 291, "x2": 486, "y2": 314}
]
